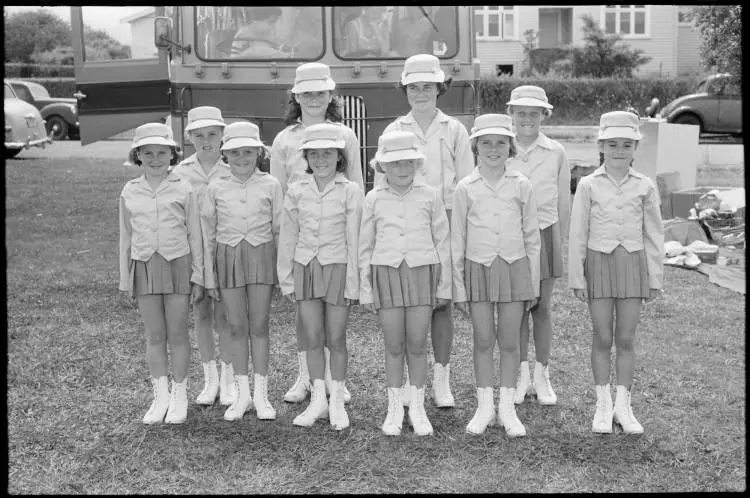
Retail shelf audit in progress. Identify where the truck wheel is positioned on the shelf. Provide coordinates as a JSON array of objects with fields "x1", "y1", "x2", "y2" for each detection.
[{"x1": 45, "y1": 115, "x2": 69, "y2": 140}]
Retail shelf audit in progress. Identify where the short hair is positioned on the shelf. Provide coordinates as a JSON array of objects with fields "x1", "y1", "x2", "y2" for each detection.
[
  {"x1": 398, "y1": 78, "x2": 453, "y2": 98},
  {"x1": 470, "y1": 137, "x2": 517, "y2": 158},
  {"x1": 506, "y1": 104, "x2": 552, "y2": 118},
  {"x1": 220, "y1": 147, "x2": 267, "y2": 169},
  {"x1": 303, "y1": 149, "x2": 348, "y2": 174},
  {"x1": 130, "y1": 146, "x2": 181, "y2": 167},
  {"x1": 283, "y1": 92, "x2": 343, "y2": 126}
]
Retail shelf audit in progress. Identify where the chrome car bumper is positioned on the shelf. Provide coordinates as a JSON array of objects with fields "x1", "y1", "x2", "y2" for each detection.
[{"x1": 5, "y1": 134, "x2": 54, "y2": 150}]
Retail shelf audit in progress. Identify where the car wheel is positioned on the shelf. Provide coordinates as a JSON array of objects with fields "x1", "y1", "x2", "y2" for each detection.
[
  {"x1": 45, "y1": 115, "x2": 69, "y2": 140},
  {"x1": 4, "y1": 147, "x2": 22, "y2": 159},
  {"x1": 673, "y1": 113, "x2": 703, "y2": 132}
]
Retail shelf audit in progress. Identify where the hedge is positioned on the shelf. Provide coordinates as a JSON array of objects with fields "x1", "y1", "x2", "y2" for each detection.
[
  {"x1": 478, "y1": 76, "x2": 699, "y2": 125},
  {"x1": 5, "y1": 62, "x2": 75, "y2": 78}
]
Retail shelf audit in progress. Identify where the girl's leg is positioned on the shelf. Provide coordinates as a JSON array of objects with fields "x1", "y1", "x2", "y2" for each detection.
[
  {"x1": 589, "y1": 298, "x2": 615, "y2": 385},
  {"x1": 469, "y1": 302, "x2": 496, "y2": 388},
  {"x1": 214, "y1": 299, "x2": 232, "y2": 364},
  {"x1": 378, "y1": 308, "x2": 406, "y2": 388},
  {"x1": 496, "y1": 302, "x2": 525, "y2": 388},
  {"x1": 195, "y1": 297, "x2": 216, "y2": 361},
  {"x1": 431, "y1": 302, "x2": 455, "y2": 407},
  {"x1": 137, "y1": 295, "x2": 168, "y2": 378},
  {"x1": 284, "y1": 309, "x2": 311, "y2": 403},
  {"x1": 324, "y1": 303, "x2": 350, "y2": 382},
  {"x1": 405, "y1": 305, "x2": 433, "y2": 387},
  {"x1": 298, "y1": 300, "x2": 326, "y2": 380},
  {"x1": 247, "y1": 284, "x2": 275, "y2": 420},
  {"x1": 613, "y1": 298, "x2": 642, "y2": 388},
  {"x1": 163, "y1": 293, "x2": 191, "y2": 424},
  {"x1": 221, "y1": 288, "x2": 250, "y2": 375},
  {"x1": 531, "y1": 278, "x2": 557, "y2": 362}
]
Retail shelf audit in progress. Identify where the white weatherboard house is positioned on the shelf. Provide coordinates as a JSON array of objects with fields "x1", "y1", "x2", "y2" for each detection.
[
  {"x1": 474, "y1": 5, "x2": 703, "y2": 77},
  {"x1": 121, "y1": 7, "x2": 157, "y2": 59}
]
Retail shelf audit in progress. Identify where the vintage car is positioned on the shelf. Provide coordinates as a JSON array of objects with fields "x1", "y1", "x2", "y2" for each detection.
[
  {"x1": 6, "y1": 78, "x2": 79, "y2": 140},
  {"x1": 659, "y1": 73, "x2": 742, "y2": 135},
  {"x1": 4, "y1": 80, "x2": 53, "y2": 159}
]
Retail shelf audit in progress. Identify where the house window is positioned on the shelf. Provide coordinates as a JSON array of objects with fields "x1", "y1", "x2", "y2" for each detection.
[
  {"x1": 602, "y1": 5, "x2": 648, "y2": 37},
  {"x1": 474, "y1": 6, "x2": 517, "y2": 40},
  {"x1": 496, "y1": 64, "x2": 514, "y2": 76}
]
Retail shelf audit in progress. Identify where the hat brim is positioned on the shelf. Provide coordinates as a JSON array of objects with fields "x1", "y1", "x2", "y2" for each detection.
[
  {"x1": 376, "y1": 150, "x2": 426, "y2": 163},
  {"x1": 131, "y1": 136, "x2": 177, "y2": 151},
  {"x1": 185, "y1": 119, "x2": 226, "y2": 132},
  {"x1": 299, "y1": 138, "x2": 346, "y2": 150},
  {"x1": 597, "y1": 127, "x2": 642, "y2": 141},
  {"x1": 507, "y1": 98, "x2": 553, "y2": 110},
  {"x1": 469, "y1": 127, "x2": 515, "y2": 140},
  {"x1": 401, "y1": 70, "x2": 446, "y2": 85},
  {"x1": 221, "y1": 138, "x2": 266, "y2": 151},
  {"x1": 292, "y1": 78, "x2": 336, "y2": 94}
]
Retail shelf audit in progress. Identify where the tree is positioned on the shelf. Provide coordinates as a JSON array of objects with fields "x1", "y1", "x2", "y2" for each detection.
[
  {"x1": 4, "y1": 9, "x2": 72, "y2": 63},
  {"x1": 568, "y1": 14, "x2": 651, "y2": 78},
  {"x1": 688, "y1": 5, "x2": 742, "y2": 85}
]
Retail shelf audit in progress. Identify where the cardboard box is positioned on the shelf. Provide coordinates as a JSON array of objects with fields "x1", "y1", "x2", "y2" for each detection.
[{"x1": 671, "y1": 186, "x2": 735, "y2": 219}]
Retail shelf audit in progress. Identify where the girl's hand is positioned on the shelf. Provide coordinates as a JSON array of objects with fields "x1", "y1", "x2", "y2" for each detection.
[
  {"x1": 120, "y1": 290, "x2": 137, "y2": 308},
  {"x1": 573, "y1": 289, "x2": 588, "y2": 302},
  {"x1": 454, "y1": 301, "x2": 470, "y2": 316},
  {"x1": 644, "y1": 288, "x2": 661, "y2": 303},
  {"x1": 283, "y1": 292, "x2": 296, "y2": 305},
  {"x1": 525, "y1": 298, "x2": 538, "y2": 312},
  {"x1": 207, "y1": 288, "x2": 221, "y2": 302},
  {"x1": 363, "y1": 303, "x2": 376, "y2": 314},
  {"x1": 434, "y1": 298, "x2": 451, "y2": 310},
  {"x1": 191, "y1": 284, "x2": 204, "y2": 305}
]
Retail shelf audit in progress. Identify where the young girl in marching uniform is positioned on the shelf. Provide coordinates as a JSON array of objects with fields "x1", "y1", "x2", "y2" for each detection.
[
  {"x1": 380, "y1": 53, "x2": 474, "y2": 409},
  {"x1": 568, "y1": 111, "x2": 664, "y2": 434},
  {"x1": 202, "y1": 121, "x2": 283, "y2": 421},
  {"x1": 277, "y1": 123, "x2": 363, "y2": 430},
  {"x1": 172, "y1": 106, "x2": 235, "y2": 407},
  {"x1": 452, "y1": 114, "x2": 541, "y2": 437},
  {"x1": 119, "y1": 123, "x2": 204, "y2": 424},
  {"x1": 271, "y1": 62, "x2": 363, "y2": 405},
  {"x1": 505, "y1": 85, "x2": 570, "y2": 407},
  {"x1": 360, "y1": 130, "x2": 452, "y2": 436}
]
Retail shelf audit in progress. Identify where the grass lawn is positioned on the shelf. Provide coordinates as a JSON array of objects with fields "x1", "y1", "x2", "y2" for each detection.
[{"x1": 6, "y1": 156, "x2": 746, "y2": 493}]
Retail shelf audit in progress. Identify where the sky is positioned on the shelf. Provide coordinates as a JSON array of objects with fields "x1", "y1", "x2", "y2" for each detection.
[{"x1": 4, "y1": 5, "x2": 148, "y2": 45}]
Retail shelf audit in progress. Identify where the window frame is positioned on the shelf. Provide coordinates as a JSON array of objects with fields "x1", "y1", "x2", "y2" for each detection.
[
  {"x1": 600, "y1": 5, "x2": 650, "y2": 39},
  {"x1": 474, "y1": 6, "x2": 517, "y2": 41}
]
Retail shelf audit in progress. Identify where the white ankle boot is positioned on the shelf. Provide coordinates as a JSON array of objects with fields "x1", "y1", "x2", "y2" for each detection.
[
  {"x1": 592, "y1": 384, "x2": 614, "y2": 433},
  {"x1": 400, "y1": 369, "x2": 411, "y2": 407},
  {"x1": 328, "y1": 380, "x2": 350, "y2": 430},
  {"x1": 533, "y1": 361, "x2": 557, "y2": 405},
  {"x1": 324, "y1": 347, "x2": 351, "y2": 403},
  {"x1": 514, "y1": 361, "x2": 534, "y2": 404},
  {"x1": 466, "y1": 387, "x2": 496, "y2": 434},
  {"x1": 253, "y1": 374, "x2": 276, "y2": 420},
  {"x1": 432, "y1": 363, "x2": 455, "y2": 408},
  {"x1": 142, "y1": 376, "x2": 170, "y2": 424},
  {"x1": 224, "y1": 375, "x2": 253, "y2": 421},
  {"x1": 165, "y1": 379, "x2": 188, "y2": 424},
  {"x1": 293, "y1": 379, "x2": 328, "y2": 427},
  {"x1": 219, "y1": 361, "x2": 237, "y2": 406},
  {"x1": 497, "y1": 387, "x2": 526, "y2": 437},
  {"x1": 196, "y1": 360, "x2": 219, "y2": 405},
  {"x1": 284, "y1": 351, "x2": 311, "y2": 403},
  {"x1": 382, "y1": 387, "x2": 404, "y2": 436},
  {"x1": 613, "y1": 385, "x2": 643, "y2": 434},
  {"x1": 408, "y1": 385, "x2": 433, "y2": 436}
]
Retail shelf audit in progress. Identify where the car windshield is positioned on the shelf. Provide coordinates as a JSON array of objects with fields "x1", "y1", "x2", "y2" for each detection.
[
  {"x1": 333, "y1": 6, "x2": 458, "y2": 59},
  {"x1": 25, "y1": 82, "x2": 51, "y2": 100},
  {"x1": 4, "y1": 83, "x2": 17, "y2": 100},
  {"x1": 195, "y1": 6, "x2": 324, "y2": 60}
]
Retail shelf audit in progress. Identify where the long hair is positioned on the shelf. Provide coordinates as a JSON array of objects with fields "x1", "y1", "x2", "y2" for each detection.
[{"x1": 283, "y1": 92, "x2": 343, "y2": 126}]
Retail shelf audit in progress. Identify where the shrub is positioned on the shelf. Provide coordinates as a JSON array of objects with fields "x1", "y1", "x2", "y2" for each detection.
[{"x1": 4, "y1": 62, "x2": 75, "y2": 78}]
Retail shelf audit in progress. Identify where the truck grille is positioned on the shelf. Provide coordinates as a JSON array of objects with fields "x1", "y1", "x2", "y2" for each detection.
[{"x1": 340, "y1": 95, "x2": 367, "y2": 182}]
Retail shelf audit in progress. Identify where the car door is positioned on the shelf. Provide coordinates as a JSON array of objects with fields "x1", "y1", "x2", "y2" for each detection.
[{"x1": 71, "y1": 6, "x2": 171, "y2": 145}]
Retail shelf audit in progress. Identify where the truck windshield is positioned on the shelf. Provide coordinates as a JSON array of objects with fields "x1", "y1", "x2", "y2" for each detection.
[
  {"x1": 332, "y1": 6, "x2": 458, "y2": 59},
  {"x1": 195, "y1": 6, "x2": 324, "y2": 60}
]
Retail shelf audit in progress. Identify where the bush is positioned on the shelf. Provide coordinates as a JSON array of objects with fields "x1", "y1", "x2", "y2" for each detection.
[
  {"x1": 15, "y1": 78, "x2": 77, "y2": 98},
  {"x1": 5, "y1": 62, "x2": 75, "y2": 78},
  {"x1": 478, "y1": 76, "x2": 698, "y2": 125}
]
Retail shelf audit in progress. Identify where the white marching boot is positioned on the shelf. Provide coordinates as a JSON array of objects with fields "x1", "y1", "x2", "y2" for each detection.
[
  {"x1": 382, "y1": 387, "x2": 404, "y2": 436},
  {"x1": 613, "y1": 385, "x2": 643, "y2": 434},
  {"x1": 466, "y1": 387, "x2": 496, "y2": 434},
  {"x1": 497, "y1": 387, "x2": 526, "y2": 437},
  {"x1": 514, "y1": 361, "x2": 534, "y2": 404},
  {"x1": 142, "y1": 376, "x2": 170, "y2": 424},
  {"x1": 328, "y1": 380, "x2": 350, "y2": 430},
  {"x1": 408, "y1": 385, "x2": 434, "y2": 436},
  {"x1": 284, "y1": 351, "x2": 311, "y2": 403},
  {"x1": 592, "y1": 384, "x2": 614, "y2": 434},
  {"x1": 432, "y1": 363, "x2": 455, "y2": 408},
  {"x1": 219, "y1": 361, "x2": 237, "y2": 406},
  {"x1": 533, "y1": 361, "x2": 558, "y2": 405},
  {"x1": 224, "y1": 375, "x2": 253, "y2": 421},
  {"x1": 196, "y1": 360, "x2": 220, "y2": 405},
  {"x1": 400, "y1": 368, "x2": 411, "y2": 407},
  {"x1": 293, "y1": 379, "x2": 328, "y2": 427},
  {"x1": 253, "y1": 374, "x2": 276, "y2": 420},
  {"x1": 164, "y1": 379, "x2": 188, "y2": 424},
  {"x1": 324, "y1": 347, "x2": 351, "y2": 403}
]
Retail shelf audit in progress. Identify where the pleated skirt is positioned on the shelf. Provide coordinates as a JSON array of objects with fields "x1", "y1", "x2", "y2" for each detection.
[
  {"x1": 465, "y1": 256, "x2": 535, "y2": 303},
  {"x1": 584, "y1": 245, "x2": 650, "y2": 299},
  {"x1": 539, "y1": 222, "x2": 564, "y2": 280},
  {"x1": 293, "y1": 258, "x2": 347, "y2": 306},
  {"x1": 371, "y1": 261, "x2": 439, "y2": 309},
  {"x1": 130, "y1": 253, "x2": 191, "y2": 299},
  {"x1": 216, "y1": 240, "x2": 276, "y2": 289}
]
